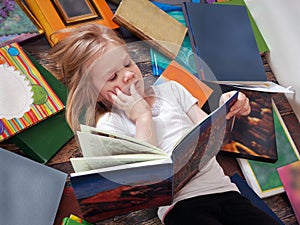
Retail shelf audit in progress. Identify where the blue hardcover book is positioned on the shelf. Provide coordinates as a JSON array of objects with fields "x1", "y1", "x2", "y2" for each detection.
[
  {"x1": 182, "y1": 3, "x2": 267, "y2": 83},
  {"x1": 0, "y1": 147, "x2": 67, "y2": 225}
]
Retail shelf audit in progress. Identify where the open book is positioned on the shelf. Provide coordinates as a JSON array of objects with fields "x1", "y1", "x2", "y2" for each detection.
[{"x1": 69, "y1": 91, "x2": 238, "y2": 223}]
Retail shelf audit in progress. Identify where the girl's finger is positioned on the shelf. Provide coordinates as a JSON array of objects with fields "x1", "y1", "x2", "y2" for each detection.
[{"x1": 116, "y1": 88, "x2": 129, "y2": 102}]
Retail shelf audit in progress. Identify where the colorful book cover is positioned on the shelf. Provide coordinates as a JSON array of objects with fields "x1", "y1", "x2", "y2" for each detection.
[
  {"x1": 149, "y1": 3, "x2": 197, "y2": 76},
  {"x1": 62, "y1": 214, "x2": 93, "y2": 225},
  {"x1": 0, "y1": 43, "x2": 65, "y2": 142},
  {"x1": 221, "y1": 90, "x2": 278, "y2": 162},
  {"x1": 9, "y1": 52, "x2": 73, "y2": 164},
  {"x1": 0, "y1": 1, "x2": 39, "y2": 36},
  {"x1": 237, "y1": 101, "x2": 300, "y2": 198},
  {"x1": 154, "y1": 60, "x2": 213, "y2": 107},
  {"x1": 277, "y1": 160, "x2": 300, "y2": 223}
]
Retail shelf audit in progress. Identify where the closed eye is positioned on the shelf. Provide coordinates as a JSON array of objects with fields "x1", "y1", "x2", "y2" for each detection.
[
  {"x1": 125, "y1": 61, "x2": 131, "y2": 68},
  {"x1": 108, "y1": 73, "x2": 117, "y2": 81}
]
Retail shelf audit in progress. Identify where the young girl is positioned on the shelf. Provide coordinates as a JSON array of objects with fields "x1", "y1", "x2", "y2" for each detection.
[{"x1": 49, "y1": 24, "x2": 281, "y2": 225}]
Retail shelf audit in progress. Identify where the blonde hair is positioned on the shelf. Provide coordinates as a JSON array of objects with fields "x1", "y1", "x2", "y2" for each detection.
[{"x1": 49, "y1": 24, "x2": 125, "y2": 132}]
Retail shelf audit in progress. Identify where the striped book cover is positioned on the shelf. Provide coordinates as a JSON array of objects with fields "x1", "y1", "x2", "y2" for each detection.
[{"x1": 0, "y1": 42, "x2": 64, "y2": 141}]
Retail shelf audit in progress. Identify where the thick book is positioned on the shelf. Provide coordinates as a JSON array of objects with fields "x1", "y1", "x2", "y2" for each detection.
[
  {"x1": 182, "y1": 3, "x2": 267, "y2": 83},
  {"x1": 277, "y1": 160, "x2": 300, "y2": 223},
  {"x1": 69, "y1": 91, "x2": 238, "y2": 223},
  {"x1": 0, "y1": 42, "x2": 65, "y2": 142},
  {"x1": 237, "y1": 102, "x2": 300, "y2": 198},
  {"x1": 0, "y1": 0, "x2": 43, "y2": 47},
  {"x1": 9, "y1": 51, "x2": 73, "y2": 164},
  {"x1": 221, "y1": 90, "x2": 278, "y2": 162},
  {"x1": 148, "y1": 2, "x2": 196, "y2": 76},
  {"x1": 0, "y1": 147, "x2": 67, "y2": 225},
  {"x1": 113, "y1": 0, "x2": 187, "y2": 59},
  {"x1": 24, "y1": 0, "x2": 119, "y2": 46}
]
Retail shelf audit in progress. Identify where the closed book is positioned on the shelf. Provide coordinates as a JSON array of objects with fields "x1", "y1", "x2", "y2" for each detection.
[
  {"x1": 231, "y1": 173, "x2": 284, "y2": 225},
  {"x1": 277, "y1": 160, "x2": 300, "y2": 223},
  {"x1": 237, "y1": 102, "x2": 300, "y2": 198},
  {"x1": 113, "y1": 0, "x2": 187, "y2": 59},
  {"x1": 182, "y1": 3, "x2": 266, "y2": 83},
  {"x1": 213, "y1": 0, "x2": 269, "y2": 53},
  {"x1": 10, "y1": 51, "x2": 73, "y2": 164},
  {"x1": 24, "y1": 0, "x2": 119, "y2": 46},
  {"x1": 221, "y1": 90, "x2": 278, "y2": 162},
  {"x1": 0, "y1": 43, "x2": 65, "y2": 142},
  {"x1": 0, "y1": 147, "x2": 67, "y2": 225},
  {"x1": 0, "y1": 0, "x2": 43, "y2": 47}
]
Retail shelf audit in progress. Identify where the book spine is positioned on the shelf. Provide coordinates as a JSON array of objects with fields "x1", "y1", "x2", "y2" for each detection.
[
  {"x1": 15, "y1": 0, "x2": 44, "y2": 34},
  {"x1": 24, "y1": 0, "x2": 55, "y2": 45}
]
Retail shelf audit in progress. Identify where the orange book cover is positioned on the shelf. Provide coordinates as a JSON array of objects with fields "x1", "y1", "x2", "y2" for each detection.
[
  {"x1": 24, "y1": 0, "x2": 119, "y2": 46},
  {"x1": 155, "y1": 60, "x2": 213, "y2": 107}
]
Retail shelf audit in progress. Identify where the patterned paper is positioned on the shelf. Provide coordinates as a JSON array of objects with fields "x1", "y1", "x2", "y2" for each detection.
[{"x1": 0, "y1": 43, "x2": 64, "y2": 141}]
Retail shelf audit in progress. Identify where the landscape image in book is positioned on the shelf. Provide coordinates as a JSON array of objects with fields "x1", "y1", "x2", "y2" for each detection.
[
  {"x1": 70, "y1": 162, "x2": 173, "y2": 223},
  {"x1": 221, "y1": 90, "x2": 277, "y2": 162}
]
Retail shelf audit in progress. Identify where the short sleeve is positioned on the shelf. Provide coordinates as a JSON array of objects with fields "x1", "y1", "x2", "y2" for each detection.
[
  {"x1": 96, "y1": 111, "x2": 133, "y2": 137},
  {"x1": 169, "y1": 81, "x2": 198, "y2": 113}
]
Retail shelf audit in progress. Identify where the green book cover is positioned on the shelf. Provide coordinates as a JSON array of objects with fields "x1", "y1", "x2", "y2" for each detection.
[
  {"x1": 62, "y1": 214, "x2": 93, "y2": 225},
  {"x1": 214, "y1": 0, "x2": 269, "y2": 53},
  {"x1": 10, "y1": 52, "x2": 73, "y2": 164}
]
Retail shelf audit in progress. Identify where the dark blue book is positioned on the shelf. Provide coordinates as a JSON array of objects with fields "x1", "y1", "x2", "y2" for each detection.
[{"x1": 182, "y1": 3, "x2": 267, "y2": 83}]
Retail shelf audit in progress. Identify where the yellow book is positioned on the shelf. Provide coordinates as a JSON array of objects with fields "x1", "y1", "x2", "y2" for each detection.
[
  {"x1": 113, "y1": 0, "x2": 187, "y2": 59},
  {"x1": 24, "y1": 0, "x2": 119, "y2": 46}
]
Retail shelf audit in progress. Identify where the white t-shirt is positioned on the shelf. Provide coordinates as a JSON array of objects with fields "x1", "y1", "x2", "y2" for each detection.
[{"x1": 96, "y1": 81, "x2": 239, "y2": 223}]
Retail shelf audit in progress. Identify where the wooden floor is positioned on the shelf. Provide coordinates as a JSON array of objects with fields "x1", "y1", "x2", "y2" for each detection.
[{"x1": 1, "y1": 1, "x2": 300, "y2": 224}]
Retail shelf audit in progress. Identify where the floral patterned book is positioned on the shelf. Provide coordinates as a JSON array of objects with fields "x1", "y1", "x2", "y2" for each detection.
[{"x1": 0, "y1": 0, "x2": 43, "y2": 46}]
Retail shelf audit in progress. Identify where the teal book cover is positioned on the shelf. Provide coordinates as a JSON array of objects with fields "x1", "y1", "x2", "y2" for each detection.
[
  {"x1": 0, "y1": 1, "x2": 39, "y2": 36},
  {"x1": 149, "y1": 3, "x2": 197, "y2": 76}
]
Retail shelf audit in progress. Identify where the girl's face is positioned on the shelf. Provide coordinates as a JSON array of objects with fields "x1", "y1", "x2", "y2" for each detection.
[{"x1": 90, "y1": 45, "x2": 144, "y2": 104}]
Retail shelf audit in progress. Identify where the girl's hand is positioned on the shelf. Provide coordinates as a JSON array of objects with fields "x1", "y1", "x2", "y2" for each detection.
[
  {"x1": 111, "y1": 84, "x2": 152, "y2": 123},
  {"x1": 220, "y1": 91, "x2": 251, "y2": 119}
]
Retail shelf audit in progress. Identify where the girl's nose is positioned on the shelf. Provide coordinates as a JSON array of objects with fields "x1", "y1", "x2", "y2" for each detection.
[{"x1": 122, "y1": 70, "x2": 134, "y2": 83}]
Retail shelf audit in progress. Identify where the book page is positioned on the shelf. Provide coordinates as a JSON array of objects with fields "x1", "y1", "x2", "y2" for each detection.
[
  {"x1": 70, "y1": 154, "x2": 168, "y2": 172},
  {"x1": 80, "y1": 124, "x2": 163, "y2": 151},
  {"x1": 77, "y1": 131, "x2": 167, "y2": 157}
]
